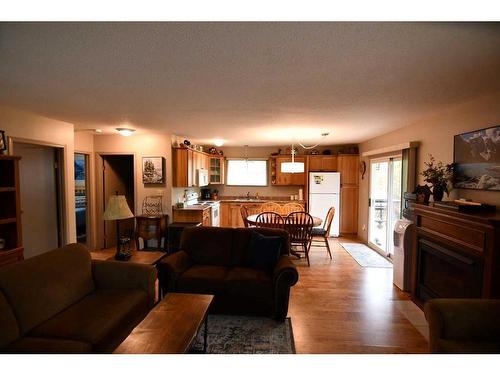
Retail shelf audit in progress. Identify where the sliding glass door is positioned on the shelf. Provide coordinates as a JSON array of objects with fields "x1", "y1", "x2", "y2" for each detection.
[{"x1": 368, "y1": 156, "x2": 402, "y2": 258}]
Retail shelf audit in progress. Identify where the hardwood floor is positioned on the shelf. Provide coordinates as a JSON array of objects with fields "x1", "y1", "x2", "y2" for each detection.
[{"x1": 288, "y1": 236, "x2": 429, "y2": 354}]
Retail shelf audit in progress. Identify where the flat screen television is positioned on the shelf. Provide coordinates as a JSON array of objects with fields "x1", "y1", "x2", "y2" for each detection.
[{"x1": 453, "y1": 125, "x2": 500, "y2": 191}]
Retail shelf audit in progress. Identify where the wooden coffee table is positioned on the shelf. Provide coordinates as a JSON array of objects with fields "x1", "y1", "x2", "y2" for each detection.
[
  {"x1": 90, "y1": 249, "x2": 166, "y2": 265},
  {"x1": 114, "y1": 293, "x2": 214, "y2": 354}
]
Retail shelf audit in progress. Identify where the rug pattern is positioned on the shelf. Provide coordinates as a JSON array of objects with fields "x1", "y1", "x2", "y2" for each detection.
[
  {"x1": 340, "y1": 243, "x2": 393, "y2": 268},
  {"x1": 191, "y1": 315, "x2": 295, "y2": 354}
]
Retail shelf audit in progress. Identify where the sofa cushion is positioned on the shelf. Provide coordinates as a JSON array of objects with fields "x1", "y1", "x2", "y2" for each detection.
[
  {"x1": 0, "y1": 243, "x2": 95, "y2": 335},
  {"x1": 245, "y1": 232, "x2": 282, "y2": 272},
  {"x1": 231, "y1": 228, "x2": 290, "y2": 266},
  {"x1": 225, "y1": 267, "x2": 273, "y2": 299},
  {"x1": 4, "y1": 337, "x2": 92, "y2": 354},
  {"x1": 180, "y1": 227, "x2": 234, "y2": 266},
  {"x1": 177, "y1": 265, "x2": 228, "y2": 295},
  {"x1": 29, "y1": 289, "x2": 148, "y2": 353},
  {"x1": 0, "y1": 290, "x2": 20, "y2": 348}
]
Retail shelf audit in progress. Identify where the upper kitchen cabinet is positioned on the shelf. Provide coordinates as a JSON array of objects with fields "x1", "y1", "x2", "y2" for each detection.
[
  {"x1": 172, "y1": 148, "x2": 210, "y2": 187},
  {"x1": 272, "y1": 156, "x2": 306, "y2": 186},
  {"x1": 209, "y1": 156, "x2": 225, "y2": 185},
  {"x1": 308, "y1": 155, "x2": 338, "y2": 171},
  {"x1": 338, "y1": 154, "x2": 359, "y2": 186}
]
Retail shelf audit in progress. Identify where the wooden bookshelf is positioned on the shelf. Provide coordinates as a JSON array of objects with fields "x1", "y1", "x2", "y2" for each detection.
[{"x1": 0, "y1": 155, "x2": 23, "y2": 267}]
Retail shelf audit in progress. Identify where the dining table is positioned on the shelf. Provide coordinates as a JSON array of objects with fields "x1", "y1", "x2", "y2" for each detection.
[
  {"x1": 246, "y1": 214, "x2": 323, "y2": 227},
  {"x1": 246, "y1": 213, "x2": 323, "y2": 260}
]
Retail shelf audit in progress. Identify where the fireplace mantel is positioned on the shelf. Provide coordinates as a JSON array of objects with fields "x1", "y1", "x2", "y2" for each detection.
[{"x1": 410, "y1": 203, "x2": 500, "y2": 309}]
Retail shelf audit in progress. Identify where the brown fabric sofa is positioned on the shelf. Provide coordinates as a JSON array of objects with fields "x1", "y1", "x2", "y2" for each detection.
[
  {"x1": 158, "y1": 227, "x2": 299, "y2": 321},
  {"x1": 424, "y1": 298, "x2": 500, "y2": 353},
  {"x1": 0, "y1": 243, "x2": 156, "y2": 353}
]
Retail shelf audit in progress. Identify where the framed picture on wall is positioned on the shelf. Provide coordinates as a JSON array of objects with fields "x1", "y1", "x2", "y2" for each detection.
[
  {"x1": 142, "y1": 156, "x2": 165, "y2": 184},
  {"x1": 453, "y1": 125, "x2": 500, "y2": 190},
  {"x1": 0, "y1": 130, "x2": 7, "y2": 152}
]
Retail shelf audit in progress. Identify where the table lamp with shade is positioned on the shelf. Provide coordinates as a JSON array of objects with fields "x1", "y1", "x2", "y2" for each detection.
[{"x1": 103, "y1": 192, "x2": 134, "y2": 260}]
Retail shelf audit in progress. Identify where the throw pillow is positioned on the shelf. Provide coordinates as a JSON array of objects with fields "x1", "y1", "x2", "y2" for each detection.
[{"x1": 246, "y1": 231, "x2": 282, "y2": 272}]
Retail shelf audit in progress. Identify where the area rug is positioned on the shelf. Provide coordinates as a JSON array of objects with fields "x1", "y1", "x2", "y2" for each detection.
[
  {"x1": 191, "y1": 315, "x2": 295, "y2": 354},
  {"x1": 340, "y1": 243, "x2": 393, "y2": 268}
]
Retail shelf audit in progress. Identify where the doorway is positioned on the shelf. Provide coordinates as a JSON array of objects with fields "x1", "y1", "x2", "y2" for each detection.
[
  {"x1": 368, "y1": 155, "x2": 402, "y2": 258},
  {"x1": 75, "y1": 153, "x2": 90, "y2": 246},
  {"x1": 14, "y1": 141, "x2": 65, "y2": 258},
  {"x1": 101, "y1": 155, "x2": 135, "y2": 249}
]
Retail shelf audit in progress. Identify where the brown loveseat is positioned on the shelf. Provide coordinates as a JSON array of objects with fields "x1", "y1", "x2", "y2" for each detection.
[
  {"x1": 158, "y1": 227, "x2": 299, "y2": 321},
  {"x1": 424, "y1": 299, "x2": 500, "y2": 353},
  {"x1": 0, "y1": 243, "x2": 156, "y2": 353}
]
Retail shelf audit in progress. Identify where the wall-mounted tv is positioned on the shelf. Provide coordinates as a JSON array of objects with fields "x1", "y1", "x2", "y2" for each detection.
[{"x1": 453, "y1": 125, "x2": 500, "y2": 191}]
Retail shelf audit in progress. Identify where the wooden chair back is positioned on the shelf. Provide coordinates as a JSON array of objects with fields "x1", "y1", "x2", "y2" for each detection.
[
  {"x1": 142, "y1": 195, "x2": 163, "y2": 215},
  {"x1": 240, "y1": 205, "x2": 250, "y2": 228},
  {"x1": 323, "y1": 207, "x2": 336, "y2": 237},
  {"x1": 280, "y1": 202, "x2": 304, "y2": 215},
  {"x1": 285, "y1": 212, "x2": 314, "y2": 244},
  {"x1": 260, "y1": 202, "x2": 282, "y2": 213},
  {"x1": 255, "y1": 211, "x2": 285, "y2": 229}
]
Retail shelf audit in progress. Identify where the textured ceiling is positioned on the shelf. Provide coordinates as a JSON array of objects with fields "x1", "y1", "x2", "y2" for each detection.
[{"x1": 1, "y1": 22, "x2": 500, "y2": 146}]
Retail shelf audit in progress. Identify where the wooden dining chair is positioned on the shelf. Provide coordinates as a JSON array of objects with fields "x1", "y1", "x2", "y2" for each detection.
[
  {"x1": 311, "y1": 207, "x2": 335, "y2": 259},
  {"x1": 260, "y1": 202, "x2": 282, "y2": 213},
  {"x1": 240, "y1": 205, "x2": 250, "y2": 228},
  {"x1": 285, "y1": 212, "x2": 314, "y2": 266},
  {"x1": 280, "y1": 202, "x2": 304, "y2": 216},
  {"x1": 255, "y1": 212, "x2": 285, "y2": 229}
]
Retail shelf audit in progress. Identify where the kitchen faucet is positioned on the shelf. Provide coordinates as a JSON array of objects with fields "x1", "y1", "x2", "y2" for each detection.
[{"x1": 246, "y1": 191, "x2": 250, "y2": 199}]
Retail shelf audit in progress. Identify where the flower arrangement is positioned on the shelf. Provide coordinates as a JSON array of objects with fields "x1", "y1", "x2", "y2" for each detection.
[{"x1": 421, "y1": 154, "x2": 454, "y2": 201}]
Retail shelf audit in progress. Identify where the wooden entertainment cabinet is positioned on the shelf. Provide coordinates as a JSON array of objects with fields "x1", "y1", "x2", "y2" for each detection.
[
  {"x1": 410, "y1": 203, "x2": 500, "y2": 309},
  {"x1": 0, "y1": 155, "x2": 23, "y2": 266}
]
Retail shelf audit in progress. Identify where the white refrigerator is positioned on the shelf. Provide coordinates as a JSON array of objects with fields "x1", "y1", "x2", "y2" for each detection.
[{"x1": 309, "y1": 172, "x2": 340, "y2": 237}]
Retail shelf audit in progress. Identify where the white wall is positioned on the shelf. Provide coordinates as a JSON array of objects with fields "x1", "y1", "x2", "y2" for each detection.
[
  {"x1": 358, "y1": 92, "x2": 500, "y2": 242},
  {"x1": 0, "y1": 105, "x2": 76, "y2": 244}
]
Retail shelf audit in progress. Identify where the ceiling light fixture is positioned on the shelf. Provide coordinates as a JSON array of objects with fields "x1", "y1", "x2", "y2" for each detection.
[
  {"x1": 281, "y1": 142, "x2": 304, "y2": 174},
  {"x1": 116, "y1": 128, "x2": 135, "y2": 137},
  {"x1": 281, "y1": 133, "x2": 329, "y2": 174},
  {"x1": 95, "y1": 129, "x2": 103, "y2": 133},
  {"x1": 214, "y1": 139, "x2": 224, "y2": 147}
]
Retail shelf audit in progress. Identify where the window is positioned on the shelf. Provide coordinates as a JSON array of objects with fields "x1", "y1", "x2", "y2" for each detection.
[{"x1": 226, "y1": 159, "x2": 267, "y2": 186}]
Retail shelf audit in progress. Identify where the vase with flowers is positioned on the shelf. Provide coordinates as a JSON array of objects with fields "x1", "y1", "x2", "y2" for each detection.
[{"x1": 421, "y1": 154, "x2": 454, "y2": 202}]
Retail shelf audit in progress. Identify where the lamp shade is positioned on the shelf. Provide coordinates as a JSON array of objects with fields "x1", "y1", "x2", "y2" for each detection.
[
  {"x1": 103, "y1": 195, "x2": 134, "y2": 220},
  {"x1": 281, "y1": 161, "x2": 305, "y2": 173}
]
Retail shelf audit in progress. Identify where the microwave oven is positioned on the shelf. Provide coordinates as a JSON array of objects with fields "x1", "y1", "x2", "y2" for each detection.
[{"x1": 197, "y1": 169, "x2": 209, "y2": 187}]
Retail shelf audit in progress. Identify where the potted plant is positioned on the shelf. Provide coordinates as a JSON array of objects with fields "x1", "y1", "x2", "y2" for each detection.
[{"x1": 421, "y1": 154, "x2": 454, "y2": 202}]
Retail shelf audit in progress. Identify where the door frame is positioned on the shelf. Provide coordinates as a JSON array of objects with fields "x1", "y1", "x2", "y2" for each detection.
[
  {"x1": 74, "y1": 151, "x2": 93, "y2": 248},
  {"x1": 95, "y1": 152, "x2": 137, "y2": 249},
  {"x1": 9, "y1": 137, "x2": 68, "y2": 246},
  {"x1": 367, "y1": 154, "x2": 402, "y2": 259}
]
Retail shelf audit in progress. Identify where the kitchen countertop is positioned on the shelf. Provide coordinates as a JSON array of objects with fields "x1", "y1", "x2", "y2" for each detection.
[{"x1": 173, "y1": 197, "x2": 305, "y2": 210}]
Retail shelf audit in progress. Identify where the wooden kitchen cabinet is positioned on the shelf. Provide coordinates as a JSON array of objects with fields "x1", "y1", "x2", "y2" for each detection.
[
  {"x1": 308, "y1": 156, "x2": 337, "y2": 171},
  {"x1": 338, "y1": 154, "x2": 359, "y2": 186},
  {"x1": 340, "y1": 185, "x2": 358, "y2": 234},
  {"x1": 220, "y1": 202, "x2": 263, "y2": 228},
  {"x1": 209, "y1": 156, "x2": 225, "y2": 185},
  {"x1": 274, "y1": 156, "x2": 306, "y2": 186},
  {"x1": 172, "y1": 148, "x2": 210, "y2": 188},
  {"x1": 172, "y1": 207, "x2": 211, "y2": 226},
  {"x1": 337, "y1": 154, "x2": 359, "y2": 235}
]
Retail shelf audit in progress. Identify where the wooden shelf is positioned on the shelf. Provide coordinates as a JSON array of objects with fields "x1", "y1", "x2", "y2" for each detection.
[
  {"x1": 0, "y1": 217, "x2": 17, "y2": 225},
  {"x1": 0, "y1": 155, "x2": 23, "y2": 266}
]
